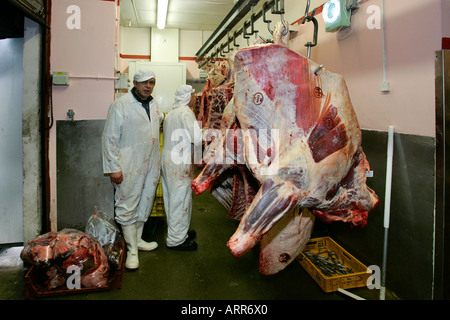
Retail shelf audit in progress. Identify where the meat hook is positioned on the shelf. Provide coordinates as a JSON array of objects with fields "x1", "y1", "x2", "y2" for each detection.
[
  {"x1": 301, "y1": 0, "x2": 311, "y2": 24},
  {"x1": 280, "y1": 13, "x2": 289, "y2": 36},
  {"x1": 271, "y1": 0, "x2": 288, "y2": 36}
]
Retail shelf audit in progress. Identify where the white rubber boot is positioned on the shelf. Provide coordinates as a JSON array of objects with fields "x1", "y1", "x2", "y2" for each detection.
[
  {"x1": 121, "y1": 223, "x2": 139, "y2": 270},
  {"x1": 136, "y1": 221, "x2": 158, "y2": 251}
]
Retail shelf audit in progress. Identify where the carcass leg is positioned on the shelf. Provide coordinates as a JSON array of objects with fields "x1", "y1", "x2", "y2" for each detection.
[{"x1": 227, "y1": 177, "x2": 299, "y2": 258}]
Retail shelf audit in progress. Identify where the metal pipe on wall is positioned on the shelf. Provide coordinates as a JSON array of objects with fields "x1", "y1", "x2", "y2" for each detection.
[{"x1": 380, "y1": 125, "x2": 394, "y2": 300}]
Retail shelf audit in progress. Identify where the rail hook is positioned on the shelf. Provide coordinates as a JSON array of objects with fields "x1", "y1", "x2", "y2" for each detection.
[
  {"x1": 249, "y1": 4, "x2": 258, "y2": 36},
  {"x1": 263, "y1": 2, "x2": 274, "y2": 35},
  {"x1": 219, "y1": 44, "x2": 226, "y2": 58},
  {"x1": 233, "y1": 31, "x2": 240, "y2": 48},
  {"x1": 304, "y1": 15, "x2": 318, "y2": 59},
  {"x1": 211, "y1": 54, "x2": 216, "y2": 72},
  {"x1": 301, "y1": 0, "x2": 318, "y2": 59},
  {"x1": 223, "y1": 31, "x2": 231, "y2": 53},
  {"x1": 243, "y1": 20, "x2": 252, "y2": 40},
  {"x1": 243, "y1": 3, "x2": 258, "y2": 42},
  {"x1": 216, "y1": 46, "x2": 224, "y2": 61}
]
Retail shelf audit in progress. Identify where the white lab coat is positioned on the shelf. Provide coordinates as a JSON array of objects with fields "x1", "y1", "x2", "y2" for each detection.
[
  {"x1": 102, "y1": 91, "x2": 163, "y2": 225},
  {"x1": 161, "y1": 103, "x2": 202, "y2": 247}
]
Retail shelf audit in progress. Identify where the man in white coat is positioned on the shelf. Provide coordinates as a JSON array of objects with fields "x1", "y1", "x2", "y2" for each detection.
[
  {"x1": 162, "y1": 85, "x2": 202, "y2": 251},
  {"x1": 102, "y1": 70, "x2": 162, "y2": 269}
]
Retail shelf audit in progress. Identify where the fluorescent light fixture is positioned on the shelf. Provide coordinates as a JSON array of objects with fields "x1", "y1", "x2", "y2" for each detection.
[
  {"x1": 157, "y1": 0, "x2": 169, "y2": 29},
  {"x1": 322, "y1": 0, "x2": 341, "y2": 24}
]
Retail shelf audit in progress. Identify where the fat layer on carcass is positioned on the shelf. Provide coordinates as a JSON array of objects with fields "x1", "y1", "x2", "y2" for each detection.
[
  {"x1": 192, "y1": 44, "x2": 379, "y2": 274},
  {"x1": 259, "y1": 207, "x2": 315, "y2": 275}
]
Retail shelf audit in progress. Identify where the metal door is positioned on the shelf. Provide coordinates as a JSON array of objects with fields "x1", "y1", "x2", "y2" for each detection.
[
  {"x1": 56, "y1": 120, "x2": 114, "y2": 231},
  {"x1": 0, "y1": 38, "x2": 24, "y2": 244}
]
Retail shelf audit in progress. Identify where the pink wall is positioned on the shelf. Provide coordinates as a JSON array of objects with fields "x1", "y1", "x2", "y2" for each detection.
[
  {"x1": 289, "y1": 0, "x2": 444, "y2": 137},
  {"x1": 51, "y1": 0, "x2": 116, "y2": 120},
  {"x1": 49, "y1": 0, "x2": 117, "y2": 229},
  {"x1": 47, "y1": 0, "x2": 449, "y2": 228}
]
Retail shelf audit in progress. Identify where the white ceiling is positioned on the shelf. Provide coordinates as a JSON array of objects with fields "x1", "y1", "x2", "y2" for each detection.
[{"x1": 120, "y1": 0, "x2": 238, "y2": 31}]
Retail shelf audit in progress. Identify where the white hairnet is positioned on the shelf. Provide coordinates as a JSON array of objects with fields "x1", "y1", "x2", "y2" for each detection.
[
  {"x1": 134, "y1": 70, "x2": 155, "y2": 82},
  {"x1": 173, "y1": 85, "x2": 195, "y2": 108}
]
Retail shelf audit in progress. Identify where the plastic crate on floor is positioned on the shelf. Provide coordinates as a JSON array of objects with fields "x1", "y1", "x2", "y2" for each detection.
[{"x1": 297, "y1": 236, "x2": 370, "y2": 293}]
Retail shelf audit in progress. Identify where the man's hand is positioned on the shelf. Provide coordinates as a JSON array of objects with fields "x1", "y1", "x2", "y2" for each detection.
[{"x1": 110, "y1": 171, "x2": 123, "y2": 184}]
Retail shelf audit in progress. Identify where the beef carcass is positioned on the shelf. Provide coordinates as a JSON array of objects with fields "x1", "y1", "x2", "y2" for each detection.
[
  {"x1": 21, "y1": 229, "x2": 109, "y2": 289},
  {"x1": 197, "y1": 61, "x2": 231, "y2": 129},
  {"x1": 192, "y1": 44, "x2": 379, "y2": 274}
]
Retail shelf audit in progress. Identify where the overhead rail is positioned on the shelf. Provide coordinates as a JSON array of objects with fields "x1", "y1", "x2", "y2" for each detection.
[
  {"x1": 195, "y1": 0, "x2": 261, "y2": 64},
  {"x1": 197, "y1": 0, "x2": 290, "y2": 69}
]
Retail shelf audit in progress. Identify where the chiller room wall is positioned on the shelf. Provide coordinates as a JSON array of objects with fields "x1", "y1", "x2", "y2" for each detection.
[{"x1": 45, "y1": 0, "x2": 450, "y2": 300}]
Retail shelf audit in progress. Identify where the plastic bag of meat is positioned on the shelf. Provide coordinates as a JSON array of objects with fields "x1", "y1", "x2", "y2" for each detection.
[
  {"x1": 85, "y1": 208, "x2": 119, "y2": 247},
  {"x1": 85, "y1": 209, "x2": 124, "y2": 270},
  {"x1": 21, "y1": 228, "x2": 109, "y2": 289}
]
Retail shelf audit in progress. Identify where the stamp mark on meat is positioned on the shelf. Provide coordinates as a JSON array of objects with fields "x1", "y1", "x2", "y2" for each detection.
[
  {"x1": 314, "y1": 87, "x2": 323, "y2": 98},
  {"x1": 252, "y1": 92, "x2": 264, "y2": 105}
]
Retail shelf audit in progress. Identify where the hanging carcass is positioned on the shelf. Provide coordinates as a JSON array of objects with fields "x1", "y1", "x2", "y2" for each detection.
[
  {"x1": 192, "y1": 44, "x2": 379, "y2": 275},
  {"x1": 197, "y1": 60, "x2": 232, "y2": 130}
]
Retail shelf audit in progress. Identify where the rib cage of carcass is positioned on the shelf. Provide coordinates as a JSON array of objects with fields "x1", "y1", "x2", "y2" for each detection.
[
  {"x1": 197, "y1": 60, "x2": 234, "y2": 131},
  {"x1": 192, "y1": 43, "x2": 379, "y2": 275}
]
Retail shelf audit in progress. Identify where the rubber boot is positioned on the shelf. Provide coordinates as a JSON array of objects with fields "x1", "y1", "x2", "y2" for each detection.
[
  {"x1": 121, "y1": 223, "x2": 139, "y2": 270},
  {"x1": 136, "y1": 221, "x2": 158, "y2": 251}
]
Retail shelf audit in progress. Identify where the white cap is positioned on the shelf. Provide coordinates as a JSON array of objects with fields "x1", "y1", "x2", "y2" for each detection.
[
  {"x1": 134, "y1": 70, "x2": 155, "y2": 82},
  {"x1": 174, "y1": 85, "x2": 195, "y2": 108},
  {"x1": 176, "y1": 85, "x2": 195, "y2": 97}
]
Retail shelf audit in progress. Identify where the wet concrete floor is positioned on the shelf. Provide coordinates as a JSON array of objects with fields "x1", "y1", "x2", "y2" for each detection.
[{"x1": 0, "y1": 190, "x2": 399, "y2": 302}]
